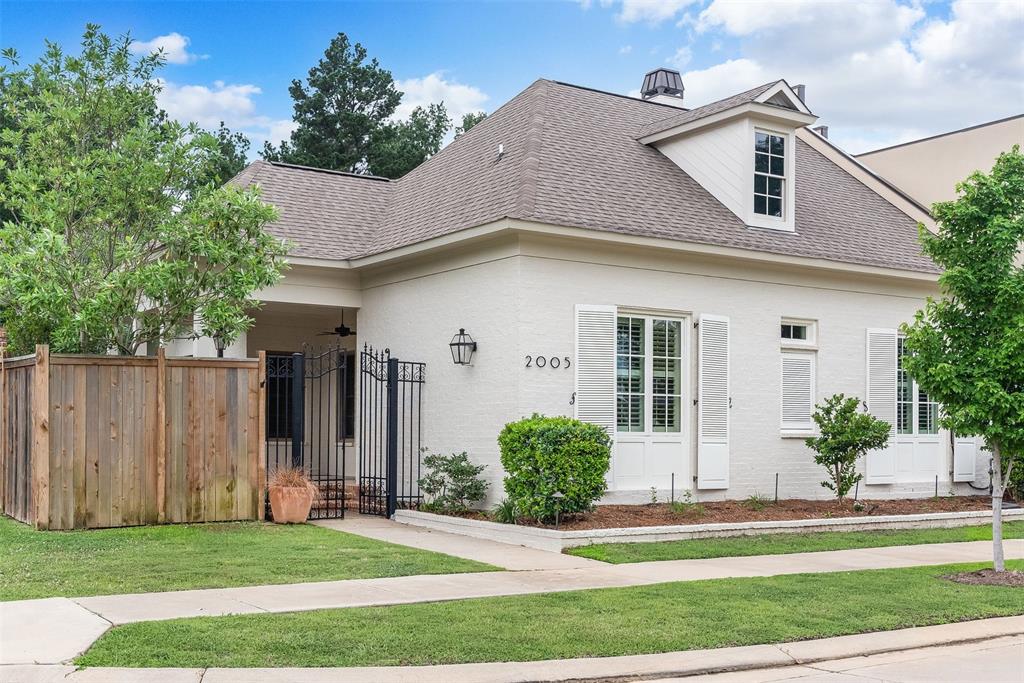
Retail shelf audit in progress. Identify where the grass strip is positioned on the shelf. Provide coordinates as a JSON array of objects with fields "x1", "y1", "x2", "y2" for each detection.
[
  {"x1": 567, "y1": 520, "x2": 1024, "y2": 563},
  {"x1": 77, "y1": 560, "x2": 1024, "y2": 668},
  {"x1": 0, "y1": 516, "x2": 495, "y2": 601}
]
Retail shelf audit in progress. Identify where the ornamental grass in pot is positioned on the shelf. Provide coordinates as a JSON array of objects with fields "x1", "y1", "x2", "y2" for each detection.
[{"x1": 268, "y1": 467, "x2": 319, "y2": 523}]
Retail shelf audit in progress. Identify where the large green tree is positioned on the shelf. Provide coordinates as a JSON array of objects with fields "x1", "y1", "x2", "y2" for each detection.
[
  {"x1": 901, "y1": 146, "x2": 1024, "y2": 572},
  {"x1": 262, "y1": 32, "x2": 452, "y2": 179},
  {"x1": 367, "y1": 102, "x2": 450, "y2": 178},
  {"x1": 262, "y1": 32, "x2": 402, "y2": 173},
  {"x1": 0, "y1": 26, "x2": 288, "y2": 356},
  {"x1": 206, "y1": 121, "x2": 251, "y2": 186}
]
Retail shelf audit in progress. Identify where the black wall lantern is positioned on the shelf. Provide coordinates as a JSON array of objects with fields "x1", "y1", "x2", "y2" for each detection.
[{"x1": 449, "y1": 328, "x2": 477, "y2": 365}]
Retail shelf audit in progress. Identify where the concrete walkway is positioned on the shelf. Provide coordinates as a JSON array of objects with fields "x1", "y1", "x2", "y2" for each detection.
[
  {"x1": 312, "y1": 515, "x2": 601, "y2": 570},
  {"x1": 3, "y1": 538, "x2": 1021, "y2": 666},
  {"x1": 3, "y1": 616, "x2": 1022, "y2": 682}
]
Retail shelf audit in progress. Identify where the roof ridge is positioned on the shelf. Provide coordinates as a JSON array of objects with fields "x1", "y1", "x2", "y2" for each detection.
[
  {"x1": 267, "y1": 160, "x2": 392, "y2": 182},
  {"x1": 517, "y1": 79, "x2": 550, "y2": 218}
]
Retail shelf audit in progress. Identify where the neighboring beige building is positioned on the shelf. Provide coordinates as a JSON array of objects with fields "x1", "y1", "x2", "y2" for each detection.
[
  {"x1": 219, "y1": 69, "x2": 994, "y2": 514},
  {"x1": 856, "y1": 115, "x2": 1024, "y2": 209}
]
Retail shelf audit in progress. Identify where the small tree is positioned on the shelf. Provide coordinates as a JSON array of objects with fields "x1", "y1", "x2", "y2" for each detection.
[
  {"x1": 901, "y1": 147, "x2": 1024, "y2": 572},
  {"x1": 417, "y1": 450, "x2": 488, "y2": 514},
  {"x1": 805, "y1": 394, "x2": 891, "y2": 502},
  {"x1": 0, "y1": 27, "x2": 287, "y2": 355}
]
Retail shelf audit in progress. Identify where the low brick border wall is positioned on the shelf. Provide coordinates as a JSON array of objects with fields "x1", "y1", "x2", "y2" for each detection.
[{"x1": 393, "y1": 507, "x2": 1024, "y2": 553}]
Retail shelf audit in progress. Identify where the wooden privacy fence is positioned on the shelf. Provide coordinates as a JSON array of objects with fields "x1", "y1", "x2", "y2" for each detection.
[{"x1": 0, "y1": 346, "x2": 266, "y2": 530}]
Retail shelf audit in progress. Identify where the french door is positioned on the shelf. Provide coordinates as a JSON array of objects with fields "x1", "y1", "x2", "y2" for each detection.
[{"x1": 612, "y1": 314, "x2": 688, "y2": 491}]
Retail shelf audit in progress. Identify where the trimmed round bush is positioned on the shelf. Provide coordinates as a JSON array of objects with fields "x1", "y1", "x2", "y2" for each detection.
[{"x1": 498, "y1": 414, "x2": 611, "y2": 522}]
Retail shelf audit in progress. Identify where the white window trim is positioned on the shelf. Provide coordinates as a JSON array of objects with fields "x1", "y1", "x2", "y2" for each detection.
[
  {"x1": 896, "y1": 335, "x2": 940, "y2": 439},
  {"x1": 615, "y1": 312, "x2": 688, "y2": 436},
  {"x1": 780, "y1": 349, "x2": 817, "y2": 435},
  {"x1": 746, "y1": 121, "x2": 796, "y2": 232},
  {"x1": 780, "y1": 317, "x2": 817, "y2": 350}
]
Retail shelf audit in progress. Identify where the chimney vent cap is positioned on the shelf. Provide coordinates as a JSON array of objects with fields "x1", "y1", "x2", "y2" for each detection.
[{"x1": 641, "y1": 68, "x2": 684, "y2": 101}]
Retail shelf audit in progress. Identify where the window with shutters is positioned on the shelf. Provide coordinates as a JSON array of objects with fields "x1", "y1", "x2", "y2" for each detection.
[
  {"x1": 896, "y1": 336, "x2": 938, "y2": 435},
  {"x1": 781, "y1": 351, "x2": 815, "y2": 432},
  {"x1": 616, "y1": 315, "x2": 682, "y2": 433}
]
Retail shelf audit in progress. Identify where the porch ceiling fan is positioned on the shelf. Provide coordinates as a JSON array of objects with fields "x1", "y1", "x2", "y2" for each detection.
[{"x1": 317, "y1": 311, "x2": 354, "y2": 338}]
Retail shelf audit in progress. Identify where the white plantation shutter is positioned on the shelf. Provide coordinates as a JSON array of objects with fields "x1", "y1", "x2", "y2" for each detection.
[
  {"x1": 697, "y1": 314, "x2": 729, "y2": 489},
  {"x1": 574, "y1": 304, "x2": 616, "y2": 435},
  {"x1": 781, "y1": 353, "x2": 815, "y2": 431},
  {"x1": 865, "y1": 328, "x2": 897, "y2": 484},
  {"x1": 953, "y1": 436, "x2": 978, "y2": 483}
]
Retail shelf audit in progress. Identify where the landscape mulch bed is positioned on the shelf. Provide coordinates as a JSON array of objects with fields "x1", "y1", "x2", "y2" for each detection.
[
  {"x1": 447, "y1": 496, "x2": 994, "y2": 530},
  {"x1": 944, "y1": 569, "x2": 1024, "y2": 588}
]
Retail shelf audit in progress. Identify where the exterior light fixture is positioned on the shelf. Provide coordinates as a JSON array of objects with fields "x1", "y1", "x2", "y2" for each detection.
[
  {"x1": 449, "y1": 328, "x2": 477, "y2": 365},
  {"x1": 213, "y1": 334, "x2": 228, "y2": 358}
]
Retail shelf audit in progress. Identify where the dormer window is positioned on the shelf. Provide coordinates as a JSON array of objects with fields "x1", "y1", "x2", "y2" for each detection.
[{"x1": 754, "y1": 132, "x2": 785, "y2": 218}]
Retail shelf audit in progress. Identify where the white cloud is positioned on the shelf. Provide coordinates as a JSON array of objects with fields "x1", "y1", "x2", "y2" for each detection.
[
  {"x1": 668, "y1": 46, "x2": 693, "y2": 69},
  {"x1": 617, "y1": 0, "x2": 697, "y2": 24},
  {"x1": 394, "y1": 72, "x2": 489, "y2": 127},
  {"x1": 619, "y1": 45, "x2": 633, "y2": 55},
  {"x1": 155, "y1": 80, "x2": 293, "y2": 154},
  {"x1": 130, "y1": 32, "x2": 206, "y2": 65},
  {"x1": 669, "y1": 0, "x2": 1024, "y2": 153}
]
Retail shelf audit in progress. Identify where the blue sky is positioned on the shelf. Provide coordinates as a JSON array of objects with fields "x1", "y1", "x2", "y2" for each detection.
[{"x1": 3, "y1": 0, "x2": 1021, "y2": 154}]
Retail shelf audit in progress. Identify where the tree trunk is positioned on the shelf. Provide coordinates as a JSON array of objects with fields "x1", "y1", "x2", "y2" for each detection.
[{"x1": 992, "y1": 442, "x2": 1005, "y2": 573}]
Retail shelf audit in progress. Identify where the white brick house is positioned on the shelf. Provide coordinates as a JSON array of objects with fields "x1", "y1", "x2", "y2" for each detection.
[{"x1": 221, "y1": 69, "x2": 988, "y2": 506}]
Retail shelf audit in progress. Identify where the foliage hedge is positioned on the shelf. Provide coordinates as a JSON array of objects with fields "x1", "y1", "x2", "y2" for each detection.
[{"x1": 497, "y1": 414, "x2": 611, "y2": 522}]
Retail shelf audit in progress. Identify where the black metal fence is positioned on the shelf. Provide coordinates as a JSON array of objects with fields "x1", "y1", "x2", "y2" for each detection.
[
  {"x1": 359, "y1": 346, "x2": 425, "y2": 517},
  {"x1": 266, "y1": 346, "x2": 350, "y2": 519}
]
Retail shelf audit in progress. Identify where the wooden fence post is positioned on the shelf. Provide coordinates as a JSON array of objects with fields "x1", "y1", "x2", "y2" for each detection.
[
  {"x1": 257, "y1": 351, "x2": 266, "y2": 521},
  {"x1": 156, "y1": 348, "x2": 167, "y2": 523},
  {"x1": 31, "y1": 344, "x2": 50, "y2": 530}
]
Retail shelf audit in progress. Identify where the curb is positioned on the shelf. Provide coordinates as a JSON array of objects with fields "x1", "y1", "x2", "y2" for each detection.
[{"x1": 394, "y1": 507, "x2": 1024, "y2": 552}]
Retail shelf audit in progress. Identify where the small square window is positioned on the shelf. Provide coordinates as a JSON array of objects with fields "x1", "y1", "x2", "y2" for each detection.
[
  {"x1": 755, "y1": 132, "x2": 770, "y2": 152},
  {"x1": 754, "y1": 195, "x2": 767, "y2": 214},
  {"x1": 754, "y1": 175, "x2": 767, "y2": 193},
  {"x1": 781, "y1": 324, "x2": 808, "y2": 340},
  {"x1": 781, "y1": 319, "x2": 815, "y2": 345},
  {"x1": 770, "y1": 156, "x2": 784, "y2": 176},
  {"x1": 767, "y1": 177, "x2": 782, "y2": 197},
  {"x1": 767, "y1": 197, "x2": 782, "y2": 217},
  {"x1": 755, "y1": 153, "x2": 769, "y2": 173}
]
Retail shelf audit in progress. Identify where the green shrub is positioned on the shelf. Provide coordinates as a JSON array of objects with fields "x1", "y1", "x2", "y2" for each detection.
[
  {"x1": 670, "y1": 491, "x2": 704, "y2": 518},
  {"x1": 417, "y1": 450, "x2": 488, "y2": 514},
  {"x1": 498, "y1": 414, "x2": 611, "y2": 522},
  {"x1": 490, "y1": 498, "x2": 519, "y2": 525},
  {"x1": 743, "y1": 492, "x2": 773, "y2": 511},
  {"x1": 805, "y1": 394, "x2": 891, "y2": 502}
]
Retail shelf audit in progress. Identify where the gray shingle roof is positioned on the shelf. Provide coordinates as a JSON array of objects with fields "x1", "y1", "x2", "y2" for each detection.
[
  {"x1": 634, "y1": 81, "x2": 782, "y2": 139},
  {"x1": 233, "y1": 79, "x2": 937, "y2": 273}
]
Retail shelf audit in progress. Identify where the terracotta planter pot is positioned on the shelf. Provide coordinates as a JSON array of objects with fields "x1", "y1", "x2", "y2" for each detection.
[{"x1": 269, "y1": 485, "x2": 314, "y2": 523}]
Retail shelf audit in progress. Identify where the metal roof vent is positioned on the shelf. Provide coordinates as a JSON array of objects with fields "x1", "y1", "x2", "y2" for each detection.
[{"x1": 641, "y1": 68, "x2": 685, "y2": 107}]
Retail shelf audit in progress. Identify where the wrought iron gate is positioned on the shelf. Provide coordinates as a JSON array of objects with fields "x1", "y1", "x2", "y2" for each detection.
[
  {"x1": 359, "y1": 346, "x2": 425, "y2": 516},
  {"x1": 265, "y1": 346, "x2": 350, "y2": 519}
]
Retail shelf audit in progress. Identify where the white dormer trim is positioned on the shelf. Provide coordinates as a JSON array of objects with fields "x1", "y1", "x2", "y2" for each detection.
[
  {"x1": 638, "y1": 102, "x2": 817, "y2": 145},
  {"x1": 753, "y1": 81, "x2": 812, "y2": 115},
  {"x1": 746, "y1": 120, "x2": 796, "y2": 232}
]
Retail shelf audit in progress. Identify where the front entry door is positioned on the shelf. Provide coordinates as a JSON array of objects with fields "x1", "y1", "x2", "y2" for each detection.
[{"x1": 612, "y1": 314, "x2": 688, "y2": 491}]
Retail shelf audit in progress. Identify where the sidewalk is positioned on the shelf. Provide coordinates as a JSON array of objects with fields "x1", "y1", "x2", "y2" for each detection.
[
  {"x1": 3, "y1": 616, "x2": 1022, "y2": 682},
  {"x1": 312, "y1": 515, "x2": 601, "y2": 570},
  {"x1": 3, "y1": 539, "x2": 1021, "y2": 666}
]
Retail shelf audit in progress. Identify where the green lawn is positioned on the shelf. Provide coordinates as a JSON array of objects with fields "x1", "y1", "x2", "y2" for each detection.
[
  {"x1": 77, "y1": 561, "x2": 1024, "y2": 668},
  {"x1": 567, "y1": 521, "x2": 1024, "y2": 563},
  {"x1": 0, "y1": 516, "x2": 495, "y2": 601}
]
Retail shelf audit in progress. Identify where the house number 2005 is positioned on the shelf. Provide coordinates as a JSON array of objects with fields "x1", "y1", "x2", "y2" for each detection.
[{"x1": 525, "y1": 355, "x2": 571, "y2": 369}]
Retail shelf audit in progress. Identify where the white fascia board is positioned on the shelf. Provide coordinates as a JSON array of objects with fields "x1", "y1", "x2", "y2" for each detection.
[
  {"x1": 506, "y1": 219, "x2": 939, "y2": 284},
  {"x1": 638, "y1": 103, "x2": 818, "y2": 145},
  {"x1": 346, "y1": 214, "x2": 938, "y2": 283},
  {"x1": 754, "y1": 81, "x2": 813, "y2": 115},
  {"x1": 284, "y1": 255, "x2": 354, "y2": 269}
]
